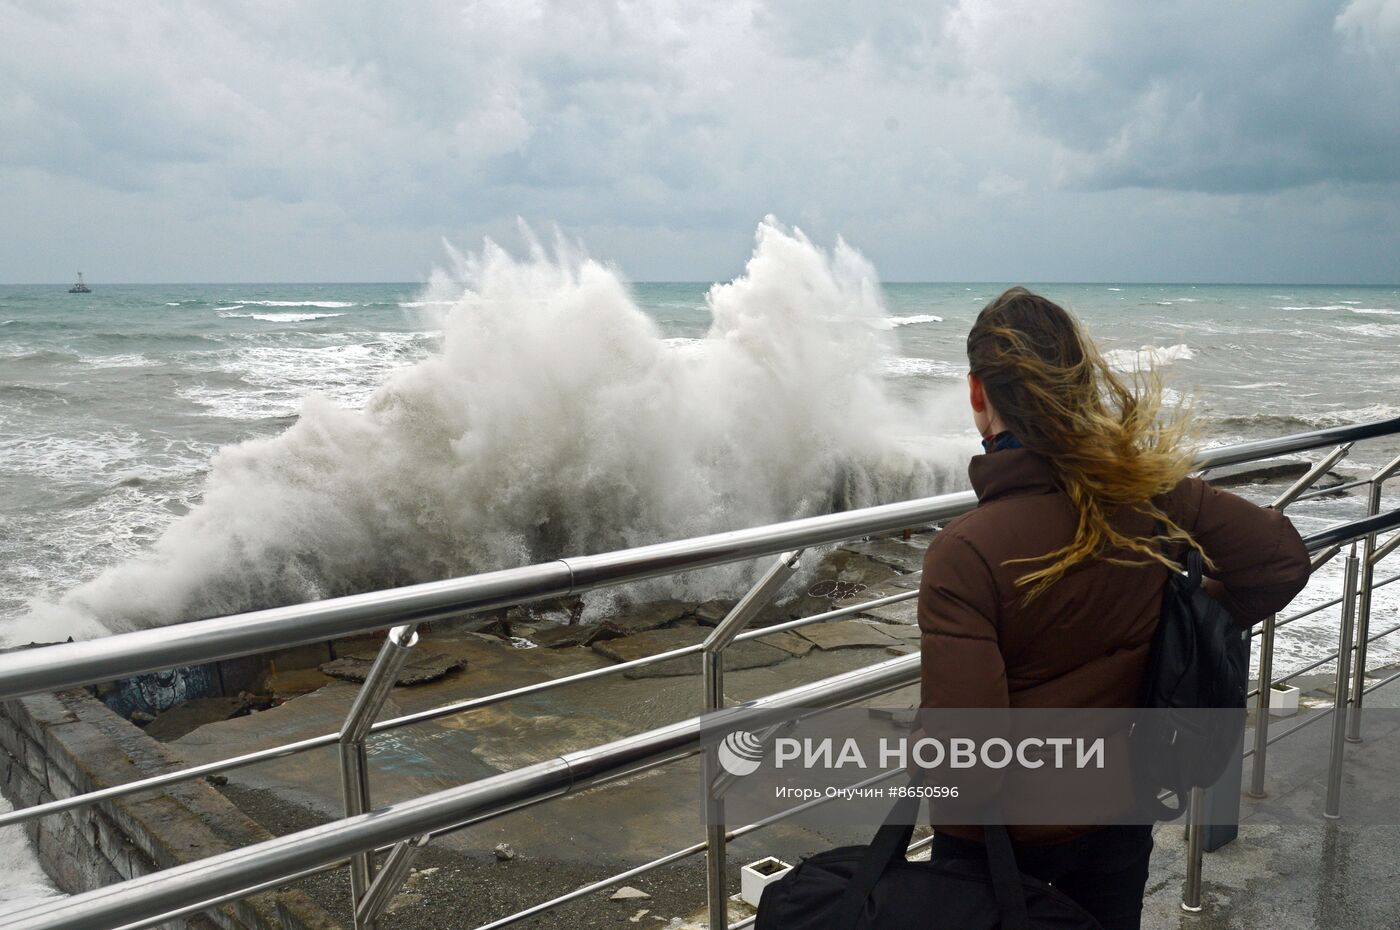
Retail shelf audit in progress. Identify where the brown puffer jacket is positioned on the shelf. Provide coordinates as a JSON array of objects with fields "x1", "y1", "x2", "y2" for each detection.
[{"x1": 919, "y1": 447, "x2": 1311, "y2": 844}]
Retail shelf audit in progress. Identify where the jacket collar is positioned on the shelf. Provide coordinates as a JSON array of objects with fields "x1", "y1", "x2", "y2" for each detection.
[{"x1": 968, "y1": 447, "x2": 1062, "y2": 503}]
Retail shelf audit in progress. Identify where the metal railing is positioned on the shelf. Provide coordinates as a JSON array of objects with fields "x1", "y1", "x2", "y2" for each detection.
[{"x1": 1, "y1": 415, "x2": 1398, "y2": 930}]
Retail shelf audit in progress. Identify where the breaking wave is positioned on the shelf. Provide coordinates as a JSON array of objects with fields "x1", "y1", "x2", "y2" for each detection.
[
  {"x1": 241, "y1": 300, "x2": 357, "y2": 309},
  {"x1": 218, "y1": 311, "x2": 345, "y2": 323},
  {"x1": 880, "y1": 313, "x2": 944, "y2": 328},
  {"x1": 1102, "y1": 343, "x2": 1194, "y2": 372},
  {"x1": 11, "y1": 219, "x2": 966, "y2": 640}
]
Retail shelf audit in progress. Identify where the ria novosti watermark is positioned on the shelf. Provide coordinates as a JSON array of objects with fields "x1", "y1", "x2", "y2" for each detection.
[
  {"x1": 762, "y1": 733, "x2": 1106, "y2": 772},
  {"x1": 699, "y1": 705, "x2": 1400, "y2": 827}
]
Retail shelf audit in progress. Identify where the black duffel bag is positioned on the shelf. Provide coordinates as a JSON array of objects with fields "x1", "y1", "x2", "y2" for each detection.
[{"x1": 755, "y1": 796, "x2": 1100, "y2": 930}]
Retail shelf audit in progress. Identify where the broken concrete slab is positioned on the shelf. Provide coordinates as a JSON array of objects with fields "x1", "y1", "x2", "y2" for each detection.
[
  {"x1": 837, "y1": 537, "x2": 929, "y2": 573},
  {"x1": 528, "y1": 623, "x2": 623, "y2": 649},
  {"x1": 794, "y1": 621, "x2": 900, "y2": 652},
  {"x1": 782, "y1": 549, "x2": 906, "y2": 622},
  {"x1": 626, "y1": 641, "x2": 788, "y2": 678},
  {"x1": 259, "y1": 668, "x2": 335, "y2": 700},
  {"x1": 607, "y1": 599, "x2": 694, "y2": 634},
  {"x1": 854, "y1": 598, "x2": 918, "y2": 625},
  {"x1": 693, "y1": 598, "x2": 791, "y2": 629},
  {"x1": 319, "y1": 651, "x2": 464, "y2": 686},
  {"x1": 143, "y1": 697, "x2": 252, "y2": 743},
  {"x1": 867, "y1": 622, "x2": 920, "y2": 642},
  {"x1": 886, "y1": 571, "x2": 923, "y2": 590},
  {"x1": 693, "y1": 599, "x2": 737, "y2": 626},
  {"x1": 756, "y1": 630, "x2": 815, "y2": 658},
  {"x1": 591, "y1": 626, "x2": 789, "y2": 678}
]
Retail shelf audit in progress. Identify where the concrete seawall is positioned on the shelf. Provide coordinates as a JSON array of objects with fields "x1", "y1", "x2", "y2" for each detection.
[{"x1": 0, "y1": 689, "x2": 339, "y2": 930}]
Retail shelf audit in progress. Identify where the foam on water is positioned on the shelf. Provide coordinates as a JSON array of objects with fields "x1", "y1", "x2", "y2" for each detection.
[
  {"x1": 0, "y1": 798, "x2": 61, "y2": 915},
  {"x1": 180, "y1": 334, "x2": 436, "y2": 420},
  {"x1": 239, "y1": 300, "x2": 357, "y2": 309},
  {"x1": 879, "y1": 313, "x2": 944, "y2": 328},
  {"x1": 1102, "y1": 343, "x2": 1194, "y2": 371},
  {"x1": 1273, "y1": 304, "x2": 1397, "y2": 312},
  {"x1": 883, "y1": 356, "x2": 965, "y2": 379},
  {"x1": 1338, "y1": 323, "x2": 1400, "y2": 339},
  {"x1": 218, "y1": 311, "x2": 346, "y2": 323},
  {"x1": 76, "y1": 353, "x2": 158, "y2": 369},
  {"x1": 11, "y1": 219, "x2": 965, "y2": 639}
]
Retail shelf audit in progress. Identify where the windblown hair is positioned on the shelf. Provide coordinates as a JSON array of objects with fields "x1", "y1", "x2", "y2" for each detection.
[{"x1": 967, "y1": 287, "x2": 1210, "y2": 601}]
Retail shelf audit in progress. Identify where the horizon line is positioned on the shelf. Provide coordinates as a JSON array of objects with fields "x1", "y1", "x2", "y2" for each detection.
[{"x1": 4, "y1": 279, "x2": 1398, "y2": 288}]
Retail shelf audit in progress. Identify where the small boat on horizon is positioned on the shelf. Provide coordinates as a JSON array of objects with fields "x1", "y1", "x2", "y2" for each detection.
[{"x1": 68, "y1": 272, "x2": 91, "y2": 294}]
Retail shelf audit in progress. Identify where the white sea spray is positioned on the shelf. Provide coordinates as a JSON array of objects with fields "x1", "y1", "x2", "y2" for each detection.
[{"x1": 12, "y1": 219, "x2": 967, "y2": 639}]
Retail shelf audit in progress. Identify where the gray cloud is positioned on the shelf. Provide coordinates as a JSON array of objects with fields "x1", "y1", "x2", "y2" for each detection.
[
  {"x1": 944, "y1": 1, "x2": 1400, "y2": 192},
  {"x1": 0, "y1": 0, "x2": 1396, "y2": 282}
]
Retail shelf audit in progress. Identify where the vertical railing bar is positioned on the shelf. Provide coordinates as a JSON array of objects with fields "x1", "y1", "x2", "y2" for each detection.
[
  {"x1": 1371, "y1": 531, "x2": 1400, "y2": 565},
  {"x1": 1347, "y1": 479, "x2": 1383, "y2": 741},
  {"x1": 1347, "y1": 454, "x2": 1400, "y2": 744},
  {"x1": 1181, "y1": 787, "x2": 1206, "y2": 913},
  {"x1": 338, "y1": 622, "x2": 421, "y2": 929},
  {"x1": 356, "y1": 834, "x2": 432, "y2": 926},
  {"x1": 1325, "y1": 547, "x2": 1360, "y2": 819},
  {"x1": 1246, "y1": 611, "x2": 1277, "y2": 799},
  {"x1": 702, "y1": 550, "x2": 802, "y2": 930},
  {"x1": 1271, "y1": 443, "x2": 1353, "y2": 510},
  {"x1": 1241, "y1": 450, "x2": 1344, "y2": 804}
]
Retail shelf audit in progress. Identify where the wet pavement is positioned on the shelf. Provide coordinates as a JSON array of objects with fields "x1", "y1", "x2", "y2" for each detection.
[{"x1": 164, "y1": 533, "x2": 1400, "y2": 929}]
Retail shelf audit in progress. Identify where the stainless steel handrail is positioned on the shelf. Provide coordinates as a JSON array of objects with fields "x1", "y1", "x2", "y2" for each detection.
[
  {"x1": 3, "y1": 652, "x2": 920, "y2": 930},
  {"x1": 5, "y1": 416, "x2": 1397, "y2": 704},
  {"x1": 0, "y1": 588, "x2": 919, "y2": 832},
  {"x1": 1192, "y1": 416, "x2": 1400, "y2": 469},
  {"x1": 0, "y1": 495, "x2": 969, "y2": 703},
  {"x1": 3, "y1": 417, "x2": 1399, "y2": 930},
  {"x1": 7, "y1": 508, "x2": 1398, "y2": 930}
]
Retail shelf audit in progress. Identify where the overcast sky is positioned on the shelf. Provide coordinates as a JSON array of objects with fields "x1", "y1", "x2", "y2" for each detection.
[{"x1": 2, "y1": 1, "x2": 1397, "y2": 284}]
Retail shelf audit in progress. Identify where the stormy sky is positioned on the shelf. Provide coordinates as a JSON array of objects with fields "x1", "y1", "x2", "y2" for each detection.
[{"x1": 1, "y1": 1, "x2": 1397, "y2": 284}]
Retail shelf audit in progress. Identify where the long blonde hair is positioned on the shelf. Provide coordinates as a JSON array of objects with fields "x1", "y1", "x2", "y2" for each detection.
[{"x1": 967, "y1": 287, "x2": 1210, "y2": 601}]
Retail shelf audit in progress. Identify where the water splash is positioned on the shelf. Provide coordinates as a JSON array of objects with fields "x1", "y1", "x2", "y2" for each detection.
[{"x1": 12, "y1": 218, "x2": 968, "y2": 640}]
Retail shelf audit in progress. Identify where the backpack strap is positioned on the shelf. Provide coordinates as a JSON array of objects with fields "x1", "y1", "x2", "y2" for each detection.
[
  {"x1": 1153, "y1": 518, "x2": 1203, "y2": 591},
  {"x1": 1141, "y1": 518, "x2": 1201, "y2": 820},
  {"x1": 984, "y1": 825, "x2": 1032, "y2": 930},
  {"x1": 833, "y1": 795, "x2": 920, "y2": 927}
]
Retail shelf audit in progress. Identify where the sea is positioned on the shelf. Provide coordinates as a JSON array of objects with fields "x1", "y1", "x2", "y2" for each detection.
[{"x1": 1, "y1": 236, "x2": 1398, "y2": 906}]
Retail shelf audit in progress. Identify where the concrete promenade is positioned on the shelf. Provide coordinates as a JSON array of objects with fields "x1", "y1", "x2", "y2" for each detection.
[{"x1": 157, "y1": 534, "x2": 1399, "y2": 929}]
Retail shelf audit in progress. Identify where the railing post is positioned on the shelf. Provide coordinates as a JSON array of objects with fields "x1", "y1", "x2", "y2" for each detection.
[
  {"x1": 356, "y1": 834, "x2": 431, "y2": 927},
  {"x1": 1325, "y1": 547, "x2": 1360, "y2": 819},
  {"x1": 338, "y1": 623, "x2": 421, "y2": 929},
  {"x1": 1181, "y1": 786, "x2": 1206, "y2": 913},
  {"x1": 1247, "y1": 613, "x2": 1276, "y2": 798},
  {"x1": 1348, "y1": 455, "x2": 1400, "y2": 741},
  {"x1": 1243, "y1": 452, "x2": 1350, "y2": 799},
  {"x1": 702, "y1": 551, "x2": 801, "y2": 930},
  {"x1": 1242, "y1": 450, "x2": 1346, "y2": 800},
  {"x1": 1272, "y1": 443, "x2": 1353, "y2": 510}
]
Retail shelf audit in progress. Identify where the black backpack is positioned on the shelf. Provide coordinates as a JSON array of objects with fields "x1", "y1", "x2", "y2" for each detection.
[
  {"x1": 1130, "y1": 531, "x2": 1249, "y2": 819},
  {"x1": 755, "y1": 796, "x2": 1101, "y2": 930}
]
